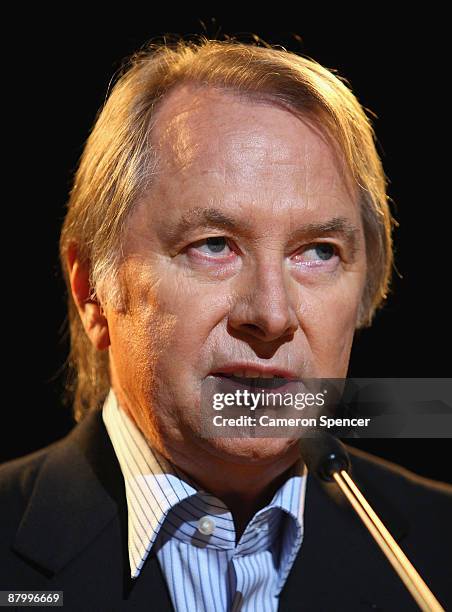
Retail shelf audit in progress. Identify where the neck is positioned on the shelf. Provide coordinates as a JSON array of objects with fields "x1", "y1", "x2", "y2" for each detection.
[
  {"x1": 168, "y1": 440, "x2": 301, "y2": 542},
  {"x1": 111, "y1": 382, "x2": 301, "y2": 541}
]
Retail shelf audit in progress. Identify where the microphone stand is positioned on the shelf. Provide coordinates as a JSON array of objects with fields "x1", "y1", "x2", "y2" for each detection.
[{"x1": 299, "y1": 434, "x2": 445, "y2": 612}]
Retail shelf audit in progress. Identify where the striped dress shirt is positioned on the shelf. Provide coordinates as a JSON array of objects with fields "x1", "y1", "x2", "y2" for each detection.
[{"x1": 102, "y1": 388, "x2": 307, "y2": 611}]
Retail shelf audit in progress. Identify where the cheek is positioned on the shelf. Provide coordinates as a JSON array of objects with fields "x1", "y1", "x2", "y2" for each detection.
[
  {"x1": 119, "y1": 266, "x2": 229, "y2": 377},
  {"x1": 108, "y1": 302, "x2": 178, "y2": 394},
  {"x1": 298, "y1": 276, "x2": 363, "y2": 368}
]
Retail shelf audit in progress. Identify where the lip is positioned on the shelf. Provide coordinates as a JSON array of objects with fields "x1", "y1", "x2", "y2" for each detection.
[{"x1": 209, "y1": 363, "x2": 298, "y2": 379}]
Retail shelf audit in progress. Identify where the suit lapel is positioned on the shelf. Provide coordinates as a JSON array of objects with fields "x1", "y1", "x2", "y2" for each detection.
[
  {"x1": 12, "y1": 410, "x2": 118, "y2": 575},
  {"x1": 11, "y1": 408, "x2": 174, "y2": 610}
]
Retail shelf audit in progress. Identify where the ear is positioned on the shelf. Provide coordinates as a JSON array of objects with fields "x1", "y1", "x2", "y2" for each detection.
[{"x1": 66, "y1": 244, "x2": 110, "y2": 351}]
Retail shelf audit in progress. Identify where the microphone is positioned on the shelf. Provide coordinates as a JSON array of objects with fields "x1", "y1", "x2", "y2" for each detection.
[
  {"x1": 299, "y1": 434, "x2": 445, "y2": 611},
  {"x1": 298, "y1": 432, "x2": 350, "y2": 482}
]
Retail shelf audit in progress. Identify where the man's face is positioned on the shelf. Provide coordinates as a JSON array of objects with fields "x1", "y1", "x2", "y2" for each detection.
[{"x1": 105, "y1": 85, "x2": 367, "y2": 466}]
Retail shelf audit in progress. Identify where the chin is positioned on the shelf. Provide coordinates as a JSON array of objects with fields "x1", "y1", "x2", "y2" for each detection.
[{"x1": 197, "y1": 435, "x2": 299, "y2": 466}]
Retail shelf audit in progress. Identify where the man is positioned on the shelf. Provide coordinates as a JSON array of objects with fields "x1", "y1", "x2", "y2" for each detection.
[{"x1": 1, "y1": 38, "x2": 451, "y2": 611}]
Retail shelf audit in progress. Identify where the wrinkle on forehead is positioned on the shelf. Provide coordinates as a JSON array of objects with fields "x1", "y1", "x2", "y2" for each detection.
[{"x1": 150, "y1": 83, "x2": 358, "y2": 207}]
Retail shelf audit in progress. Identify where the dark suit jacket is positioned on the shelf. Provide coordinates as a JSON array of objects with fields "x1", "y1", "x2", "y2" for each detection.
[{"x1": 1, "y1": 408, "x2": 451, "y2": 611}]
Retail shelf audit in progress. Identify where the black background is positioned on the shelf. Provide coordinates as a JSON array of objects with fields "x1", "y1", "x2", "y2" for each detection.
[{"x1": 2, "y1": 12, "x2": 450, "y2": 483}]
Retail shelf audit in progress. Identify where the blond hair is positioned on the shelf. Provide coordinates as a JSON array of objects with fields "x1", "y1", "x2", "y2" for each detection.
[{"x1": 59, "y1": 36, "x2": 395, "y2": 422}]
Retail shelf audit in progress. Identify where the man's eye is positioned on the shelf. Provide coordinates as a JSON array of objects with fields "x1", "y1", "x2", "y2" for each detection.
[
  {"x1": 296, "y1": 243, "x2": 337, "y2": 263},
  {"x1": 191, "y1": 236, "x2": 232, "y2": 256}
]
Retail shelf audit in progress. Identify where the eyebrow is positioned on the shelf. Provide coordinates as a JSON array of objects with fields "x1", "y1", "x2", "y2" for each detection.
[
  {"x1": 287, "y1": 217, "x2": 360, "y2": 255},
  {"x1": 166, "y1": 206, "x2": 360, "y2": 252},
  {"x1": 167, "y1": 207, "x2": 251, "y2": 240}
]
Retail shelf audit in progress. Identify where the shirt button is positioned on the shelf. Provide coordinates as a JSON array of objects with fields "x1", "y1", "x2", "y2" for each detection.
[{"x1": 198, "y1": 516, "x2": 216, "y2": 535}]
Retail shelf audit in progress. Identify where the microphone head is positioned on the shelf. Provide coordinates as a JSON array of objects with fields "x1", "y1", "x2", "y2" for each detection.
[{"x1": 299, "y1": 433, "x2": 350, "y2": 482}]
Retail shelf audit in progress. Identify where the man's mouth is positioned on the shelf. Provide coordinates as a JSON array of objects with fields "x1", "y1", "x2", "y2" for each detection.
[
  {"x1": 209, "y1": 372, "x2": 293, "y2": 390},
  {"x1": 217, "y1": 370, "x2": 281, "y2": 379},
  {"x1": 210, "y1": 365, "x2": 298, "y2": 379}
]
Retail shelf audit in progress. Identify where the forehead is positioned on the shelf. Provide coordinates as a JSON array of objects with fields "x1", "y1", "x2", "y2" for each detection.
[
  {"x1": 146, "y1": 84, "x2": 358, "y2": 223},
  {"x1": 153, "y1": 85, "x2": 352, "y2": 181}
]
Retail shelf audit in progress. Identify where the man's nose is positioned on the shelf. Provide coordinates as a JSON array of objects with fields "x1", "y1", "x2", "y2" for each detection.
[{"x1": 227, "y1": 259, "x2": 299, "y2": 343}]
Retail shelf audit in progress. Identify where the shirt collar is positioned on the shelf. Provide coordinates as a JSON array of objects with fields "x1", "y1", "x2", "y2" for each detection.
[{"x1": 102, "y1": 387, "x2": 307, "y2": 587}]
